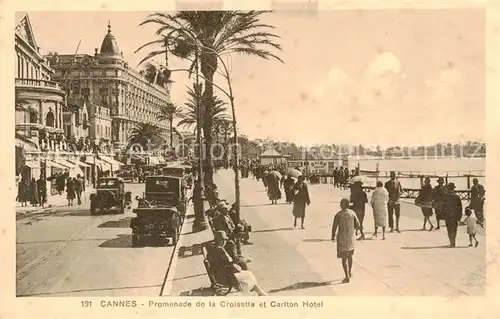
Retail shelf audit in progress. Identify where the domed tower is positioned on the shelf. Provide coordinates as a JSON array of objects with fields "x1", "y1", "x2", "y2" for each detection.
[{"x1": 99, "y1": 21, "x2": 123, "y2": 62}]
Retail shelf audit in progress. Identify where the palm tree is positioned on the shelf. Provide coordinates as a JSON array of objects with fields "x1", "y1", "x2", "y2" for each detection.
[
  {"x1": 156, "y1": 102, "x2": 182, "y2": 150},
  {"x1": 178, "y1": 86, "x2": 228, "y2": 135},
  {"x1": 137, "y1": 11, "x2": 283, "y2": 184},
  {"x1": 127, "y1": 122, "x2": 165, "y2": 152},
  {"x1": 141, "y1": 62, "x2": 172, "y2": 87}
]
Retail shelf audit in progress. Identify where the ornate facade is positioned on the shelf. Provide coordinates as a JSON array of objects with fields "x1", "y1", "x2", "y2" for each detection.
[
  {"x1": 15, "y1": 14, "x2": 66, "y2": 145},
  {"x1": 48, "y1": 22, "x2": 171, "y2": 153}
]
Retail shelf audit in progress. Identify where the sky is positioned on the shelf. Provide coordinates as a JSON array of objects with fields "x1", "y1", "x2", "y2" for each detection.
[{"x1": 16, "y1": 9, "x2": 485, "y2": 147}]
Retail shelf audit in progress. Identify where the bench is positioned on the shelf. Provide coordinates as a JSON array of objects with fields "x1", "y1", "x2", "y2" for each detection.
[{"x1": 201, "y1": 245, "x2": 242, "y2": 296}]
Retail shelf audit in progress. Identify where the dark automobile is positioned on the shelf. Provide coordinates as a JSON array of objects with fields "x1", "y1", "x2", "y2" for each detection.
[
  {"x1": 89, "y1": 177, "x2": 126, "y2": 215},
  {"x1": 130, "y1": 176, "x2": 187, "y2": 247},
  {"x1": 118, "y1": 164, "x2": 135, "y2": 182}
]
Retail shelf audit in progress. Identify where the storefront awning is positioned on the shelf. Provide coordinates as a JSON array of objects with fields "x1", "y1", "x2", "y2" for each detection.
[
  {"x1": 24, "y1": 160, "x2": 40, "y2": 168},
  {"x1": 48, "y1": 160, "x2": 70, "y2": 170},
  {"x1": 67, "y1": 159, "x2": 91, "y2": 168},
  {"x1": 52, "y1": 158, "x2": 85, "y2": 177},
  {"x1": 16, "y1": 137, "x2": 38, "y2": 153},
  {"x1": 100, "y1": 156, "x2": 124, "y2": 171},
  {"x1": 149, "y1": 157, "x2": 161, "y2": 165},
  {"x1": 95, "y1": 158, "x2": 112, "y2": 172}
]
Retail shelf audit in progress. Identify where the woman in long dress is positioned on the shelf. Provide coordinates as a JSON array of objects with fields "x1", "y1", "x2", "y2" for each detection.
[
  {"x1": 29, "y1": 177, "x2": 39, "y2": 207},
  {"x1": 350, "y1": 182, "x2": 368, "y2": 240},
  {"x1": 370, "y1": 181, "x2": 389, "y2": 239},
  {"x1": 292, "y1": 176, "x2": 311, "y2": 229},
  {"x1": 66, "y1": 177, "x2": 75, "y2": 206},
  {"x1": 266, "y1": 172, "x2": 282, "y2": 204},
  {"x1": 283, "y1": 175, "x2": 295, "y2": 203},
  {"x1": 416, "y1": 177, "x2": 435, "y2": 231}
]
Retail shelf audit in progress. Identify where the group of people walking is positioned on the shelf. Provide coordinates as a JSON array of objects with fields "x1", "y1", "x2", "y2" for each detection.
[
  {"x1": 17, "y1": 171, "x2": 87, "y2": 208},
  {"x1": 16, "y1": 177, "x2": 47, "y2": 208}
]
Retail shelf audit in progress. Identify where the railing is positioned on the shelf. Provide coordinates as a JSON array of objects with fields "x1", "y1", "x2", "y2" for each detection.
[
  {"x1": 15, "y1": 78, "x2": 62, "y2": 90},
  {"x1": 361, "y1": 186, "x2": 472, "y2": 201}
]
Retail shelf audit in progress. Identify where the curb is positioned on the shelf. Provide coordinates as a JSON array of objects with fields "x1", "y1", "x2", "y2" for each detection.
[{"x1": 159, "y1": 203, "x2": 193, "y2": 296}]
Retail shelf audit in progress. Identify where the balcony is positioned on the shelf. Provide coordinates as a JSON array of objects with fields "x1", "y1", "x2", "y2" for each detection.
[{"x1": 16, "y1": 78, "x2": 62, "y2": 90}]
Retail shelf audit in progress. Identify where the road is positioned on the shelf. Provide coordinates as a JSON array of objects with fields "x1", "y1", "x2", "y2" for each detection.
[
  {"x1": 209, "y1": 170, "x2": 486, "y2": 296},
  {"x1": 16, "y1": 182, "x2": 174, "y2": 297}
]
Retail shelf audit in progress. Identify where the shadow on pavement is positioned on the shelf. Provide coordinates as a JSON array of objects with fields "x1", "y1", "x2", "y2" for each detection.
[
  {"x1": 17, "y1": 238, "x2": 109, "y2": 245},
  {"x1": 401, "y1": 245, "x2": 469, "y2": 250},
  {"x1": 253, "y1": 227, "x2": 294, "y2": 234},
  {"x1": 302, "y1": 238, "x2": 331, "y2": 243},
  {"x1": 178, "y1": 244, "x2": 203, "y2": 259},
  {"x1": 99, "y1": 234, "x2": 132, "y2": 248},
  {"x1": 60, "y1": 209, "x2": 92, "y2": 217},
  {"x1": 179, "y1": 287, "x2": 215, "y2": 296},
  {"x1": 98, "y1": 217, "x2": 132, "y2": 228},
  {"x1": 268, "y1": 280, "x2": 340, "y2": 293},
  {"x1": 241, "y1": 203, "x2": 289, "y2": 208},
  {"x1": 18, "y1": 284, "x2": 162, "y2": 296}
]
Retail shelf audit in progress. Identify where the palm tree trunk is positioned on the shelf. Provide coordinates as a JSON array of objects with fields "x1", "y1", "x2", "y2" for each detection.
[
  {"x1": 201, "y1": 52, "x2": 217, "y2": 186},
  {"x1": 229, "y1": 96, "x2": 241, "y2": 223},
  {"x1": 169, "y1": 118, "x2": 174, "y2": 152}
]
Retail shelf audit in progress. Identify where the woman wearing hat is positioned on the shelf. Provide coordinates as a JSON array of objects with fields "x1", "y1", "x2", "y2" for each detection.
[
  {"x1": 292, "y1": 175, "x2": 311, "y2": 229},
  {"x1": 416, "y1": 177, "x2": 435, "y2": 231}
]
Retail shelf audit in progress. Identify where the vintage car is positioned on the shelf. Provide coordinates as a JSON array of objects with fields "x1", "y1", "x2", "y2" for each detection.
[
  {"x1": 89, "y1": 177, "x2": 126, "y2": 215},
  {"x1": 118, "y1": 164, "x2": 136, "y2": 182},
  {"x1": 130, "y1": 175, "x2": 187, "y2": 247}
]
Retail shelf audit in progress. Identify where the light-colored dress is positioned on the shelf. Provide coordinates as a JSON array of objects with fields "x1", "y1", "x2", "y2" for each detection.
[
  {"x1": 465, "y1": 213, "x2": 477, "y2": 235},
  {"x1": 332, "y1": 209, "x2": 359, "y2": 258},
  {"x1": 370, "y1": 186, "x2": 389, "y2": 227}
]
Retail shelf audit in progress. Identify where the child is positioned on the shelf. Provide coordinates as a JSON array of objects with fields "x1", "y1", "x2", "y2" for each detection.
[
  {"x1": 332, "y1": 198, "x2": 360, "y2": 283},
  {"x1": 464, "y1": 207, "x2": 479, "y2": 247}
]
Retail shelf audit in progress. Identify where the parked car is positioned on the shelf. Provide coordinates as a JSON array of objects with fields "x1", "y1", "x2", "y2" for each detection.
[{"x1": 89, "y1": 177, "x2": 126, "y2": 215}]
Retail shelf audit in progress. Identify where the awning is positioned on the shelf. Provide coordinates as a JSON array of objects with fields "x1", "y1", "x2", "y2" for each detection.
[
  {"x1": 24, "y1": 160, "x2": 40, "y2": 168},
  {"x1": 67, "y1": 159, "x2": 91, "y2": 168},
  {"x1": 95, "y1": 158, "x2": 112, "y2": 172},
  {"x1": 48, "y1": 160, "x2": 70, "y2": 170},
  {"x1": 100, "y1": 156, "x2": 123, "y2": 171},
  {"x1": 53, "y1": 158, "x2": 85, "y2": 177},
  {"x1": 149, "y1": 157, "x2": 161, "y2": 165}
]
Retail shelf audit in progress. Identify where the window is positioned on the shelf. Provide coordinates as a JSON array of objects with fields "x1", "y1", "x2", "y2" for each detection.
[{"x1": 45, "y1": 111, "x2": 55, "y2": 127}]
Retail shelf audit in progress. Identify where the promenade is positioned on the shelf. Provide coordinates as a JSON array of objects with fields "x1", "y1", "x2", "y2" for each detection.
[{"x1": 165, "y1": 170, "x2": 486, "y2": 296}]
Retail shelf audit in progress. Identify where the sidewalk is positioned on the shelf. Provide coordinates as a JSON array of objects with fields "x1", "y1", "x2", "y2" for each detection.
[
  {"x1": 16, "y1": 186, "x2": 95, "y2": 217},
  {"x1": 165, "y1": 170, "x2": 486, "y2": 296}
]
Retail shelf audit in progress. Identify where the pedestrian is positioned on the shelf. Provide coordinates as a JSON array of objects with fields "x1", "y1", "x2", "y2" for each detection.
[
  {"x1": 442, "y1": 182, "x2": 463, "y2": 248},
  {"x1": 37, "y1": 177, "x2": 47, "y2": 208},
  {"x1": 74, "y1": 175, "x2": 83, "y2": 205},
  {"x1": 17, "y1": 178, "x2": 29, "y2": 207},
  {"x1": 266, "y1": 171, "x2": 282, "y2": 205},
  {"x1": 292, "y1": 175, "x2": 311, "y2": 229},
  {"x1": 283, "y1": 174, "x2": 295, "y2": 204},
  {"x1": 350, "y1": 181, "x2": 368, "y2": 240},
  {"x1": 331, "y1": 198, "x2": 360, "y2": 283},
  {"x1": 433, "y1": 177, "x2": 447, "y2": 230},
  {"x1": 370, "y1": 181, "x2": 389, "y2": 239},
  {"x1": 416, "y1": 177, "x2": 435, "y2": 231},
  {"x1": 66, "y1": 177, "x2": 75, "y2": 206},
  {"x1": 384, "y1": 171, "x2": 403, "y2": 232},
  {"x1": 463, "y1": 207, "x2": 479, "y2": 247},
  {"x1": 470, "y1": 178, "x2": 485, "y2": 227},
  {"x1": 29, "y1": 177, "x2": 39, "y2": 207}
]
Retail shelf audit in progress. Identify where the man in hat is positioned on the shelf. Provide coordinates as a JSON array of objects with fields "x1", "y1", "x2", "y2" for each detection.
[
  {"x1": 443, "y1": 182, "x2": 463, "y2": 248},
  {"x1": 384, "y1": 171, "x2": 403, "y2": 232},
  {"x1": 213, "y1": 202, "x2": 236, "y2": 238},
  {"x1": 208, "y1": 230, "x2": 266, "y2": 296},
  {"x1": 470, "y1": 178, "x2": 485, "y2": 227},
  {"x1": 433, "y1": 177, "x2": 447, "y2": 230}
]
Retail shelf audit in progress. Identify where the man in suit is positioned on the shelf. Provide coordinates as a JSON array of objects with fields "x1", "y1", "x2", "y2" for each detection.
[
  {"x1": 470, "y1": 178, "x2": 485, "y2": 227},
  {"x1": 433, "y1": 177, "x2": 447, "y2": 230},
  {"x1": 443, "y1": 182, "x2": 463, "y2": 248},
  {"x1": 385, "y1": 171, "x2": 403, "y2": 232}
]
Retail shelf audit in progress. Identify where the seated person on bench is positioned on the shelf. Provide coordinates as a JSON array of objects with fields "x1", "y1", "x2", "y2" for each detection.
[
  {"x1": 213, "y1": 202, "x2": 236, "y2": 238},
  {"x1": 229, "y1": 203, "x2": 252, "y2": 245},
  {"x1": 208, "y1": 230, "x2": 266, "y2": 296}
]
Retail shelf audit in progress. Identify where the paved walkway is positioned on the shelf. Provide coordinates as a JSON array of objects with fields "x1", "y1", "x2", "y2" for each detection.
[{"x1": 165, "y1": 170, "x2": 486, "y2": 297}]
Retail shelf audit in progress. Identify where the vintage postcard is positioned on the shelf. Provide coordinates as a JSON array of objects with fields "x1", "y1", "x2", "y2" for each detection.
[{"x1": 0, "y1": 0, "x2": 499, "y2": 318}]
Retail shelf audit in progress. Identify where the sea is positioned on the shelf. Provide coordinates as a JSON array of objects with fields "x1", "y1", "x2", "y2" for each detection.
[{"x1": 347, "y1": 157, "x2": 486, "y2": 190}]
